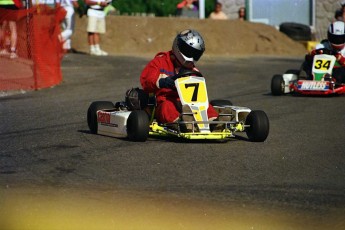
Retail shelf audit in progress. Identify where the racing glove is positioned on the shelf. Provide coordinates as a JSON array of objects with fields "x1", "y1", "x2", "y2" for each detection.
[
  {"x1": 311, "y1": 48, "x2": 333, "y2": 56},
  {"x1": 335, "y1": 53, "x2": 345, "y2": 66},
  {"x1": 158, "y1": 77, "x2": 175, "y2": 89}
]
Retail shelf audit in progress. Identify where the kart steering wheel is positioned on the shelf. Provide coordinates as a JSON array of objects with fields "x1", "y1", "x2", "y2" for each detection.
[
  {"x1": 316, "y1": 48, "x2": 335, "y2": 55},
  {"x1": 171, "y1": 69, "x2": 203, "y2": 81}
]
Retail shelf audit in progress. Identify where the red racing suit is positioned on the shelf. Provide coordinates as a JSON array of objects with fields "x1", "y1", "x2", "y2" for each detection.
[
  {"x1": 301, "y1": 39, "x2": 345, "y2": 83},
  {"x1": 140, "y1": 51, "x2": 218, "y2": 123}
]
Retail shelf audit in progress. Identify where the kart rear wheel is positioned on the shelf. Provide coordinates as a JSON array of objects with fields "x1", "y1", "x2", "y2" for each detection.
[
  {"x1": 127, "y1": 110, "x2": 149, "y2": 142},
  {"x1": 271, "y1": 74, "x2": 285, "y2": 96},
  {"x1": 245, "y1": 110, "x2": 269, "y2": 142},
  {"x1": 87, "y1": 101, "x2": 115, "y2": 134},
  {"x1": 210, "y1": 99, "x2": 233, "y2": 106},
  {"x1": 285, "y1": 69, "x2": 300, "y2": 75}
]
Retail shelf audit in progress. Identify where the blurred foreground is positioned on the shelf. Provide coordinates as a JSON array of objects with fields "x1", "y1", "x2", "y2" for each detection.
[{"x1": 1, "y1": 186, "x2": 344, "y2": 230}]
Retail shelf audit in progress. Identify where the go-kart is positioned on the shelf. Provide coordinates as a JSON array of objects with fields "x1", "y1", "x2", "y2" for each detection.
[
  {"x1": 87, "y1": 70, "x2": 269, "y2": 142},
  {"x1": 271, "y1": 53, "x2": 345, "y2": 96}
]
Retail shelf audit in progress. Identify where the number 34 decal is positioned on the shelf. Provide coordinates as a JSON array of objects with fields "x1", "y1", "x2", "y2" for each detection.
[{"x1": 314, "y1": 59, "x2": 331, "y2": 70}]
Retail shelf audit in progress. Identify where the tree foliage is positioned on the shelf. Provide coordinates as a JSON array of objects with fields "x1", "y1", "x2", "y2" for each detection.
[{"x1": 112, "y1": 0, "x2": 216, "y2": 17}]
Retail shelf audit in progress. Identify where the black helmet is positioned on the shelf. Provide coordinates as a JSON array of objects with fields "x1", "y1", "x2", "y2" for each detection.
[
  {"x1": 172, "y1": 29, "x2": 205, "y2": 67},
  {"x1": 328, "y1": 21, "x2": 345, "y2": 50}
]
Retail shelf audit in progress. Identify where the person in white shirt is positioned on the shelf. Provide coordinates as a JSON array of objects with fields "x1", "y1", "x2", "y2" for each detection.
[
  {"x1": 84, "y1": 0, "x2": 110, "y2": 56},
  {"x1": 209, "y1": 2, "x2": 228, "y2": 20},
  {"x1": 59, "y1": 0, "x2": 79, "y2": 52}
]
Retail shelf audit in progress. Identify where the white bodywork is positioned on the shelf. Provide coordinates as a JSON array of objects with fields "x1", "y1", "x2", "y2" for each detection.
[
  {"x1": 214, "y1": 105, "x2": 251, "y2": 122},
  {"x1": 228, "y1": 106, "x2": 251, "y2": 122},
  {"x1": 281, "y1": 73, "x2": 298, "y2": 93},
  {"x1": 97, "y1": 110, "x2": 131, "y2": 138}
]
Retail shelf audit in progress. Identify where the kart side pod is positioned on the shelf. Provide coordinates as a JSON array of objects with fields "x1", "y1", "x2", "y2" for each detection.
[
  {"x1": 87, "y1": 101, "x2": 150, "y2": 141},
  {"x1": 215, "y1": 105, "x2": 251, "y2": 122},
  {"x1": 282, "y1": 73, "x2": 298, "y2": 93},
  {"x1": 97, "y1": 110, "x2": 131, "y2": 138},
  {"x1": 271, "y1": 73, "x2": 298, "y2": 95}
]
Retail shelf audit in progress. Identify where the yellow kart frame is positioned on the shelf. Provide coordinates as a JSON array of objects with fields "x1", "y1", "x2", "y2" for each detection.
[
  {"x1": 149, "y1": 121, "x2": 246, "y2": 140},
  {"x1": 145, "y1": 70, "x2": 269, "y2": 142}
]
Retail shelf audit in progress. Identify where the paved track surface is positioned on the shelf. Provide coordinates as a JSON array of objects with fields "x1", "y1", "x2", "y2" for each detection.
[{"x1": 1, "y1": 54, "x2": 345, "y2": 229}]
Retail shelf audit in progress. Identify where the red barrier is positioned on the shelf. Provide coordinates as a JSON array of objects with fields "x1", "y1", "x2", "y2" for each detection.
[{"x1": 0, "y1": 5, "x2": 66, "y2": 91}]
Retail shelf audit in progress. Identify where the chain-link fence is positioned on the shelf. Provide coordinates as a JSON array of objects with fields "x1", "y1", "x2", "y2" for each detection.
[{"x1": 0, "y1": 5, "x2": 65, "y2": 91}]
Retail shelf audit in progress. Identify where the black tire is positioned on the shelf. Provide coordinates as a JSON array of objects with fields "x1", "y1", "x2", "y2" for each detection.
[
  {"x1": 87, "y1": 101, "x2": 114, "y2": 134},
  {"x1": 285, "y1": 69, "x2": 300, "y2": 75},
  {"x1": 210, "y1": 99, "x2": 233, "y2": 106},
  {"x1": 271, "y1": 74, "x2": 285, "y2": 96},
  {"x1": 127, "y1": 110, "x2": 149, "y2": 142},
  {"x1": 279, "y1": 22, "x2": 311, "y2": 41},
  {"x1": 245, "y1": 110, "x2": 269, "y2": 142}
]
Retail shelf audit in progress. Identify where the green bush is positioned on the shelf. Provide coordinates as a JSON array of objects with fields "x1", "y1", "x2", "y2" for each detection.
[{"x1": 112, "y1": 0, "x2": 216, "y2": 17}]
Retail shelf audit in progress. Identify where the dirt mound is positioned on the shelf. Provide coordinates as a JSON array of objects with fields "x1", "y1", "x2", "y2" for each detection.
[{"x1": 72, "y1": 16, "x2": 307, "y2": 57}]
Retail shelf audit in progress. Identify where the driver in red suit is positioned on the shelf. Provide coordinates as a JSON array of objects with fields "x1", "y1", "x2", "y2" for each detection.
[
  {"x1": 300, "y1": 21, "x2": 345, "y2": 83},
  {"x1": 140, "y1": 29, "x2": 218, "y2": 124}
]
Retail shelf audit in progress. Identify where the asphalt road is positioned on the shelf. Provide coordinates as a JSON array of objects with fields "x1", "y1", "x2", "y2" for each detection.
[{"x1": 1, "y1": 53, "x2": 345, "y2": 230}]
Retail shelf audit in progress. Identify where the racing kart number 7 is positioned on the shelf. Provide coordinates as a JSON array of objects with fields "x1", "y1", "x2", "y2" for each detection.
[{"x1": 88, "y1": 69, "x2": 270, "y2": 142}]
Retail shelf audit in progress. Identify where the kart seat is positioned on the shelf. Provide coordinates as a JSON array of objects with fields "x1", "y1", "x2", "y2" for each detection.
[{"x1": 125, "y1": 87, "x2": 156, "y2": 110}]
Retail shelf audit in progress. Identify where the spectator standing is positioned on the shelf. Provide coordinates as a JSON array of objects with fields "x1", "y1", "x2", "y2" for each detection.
[
  {"x1": 176, "y1": 0, "x2": 198, "y2": 17},
  {"x1": 335, "y1": 9, "x2": 343, "y2": 21},
  {"x1": 209, "y1": 2, "x2": 228, "y2": 20},
  {"x1": 341, "y1": 1, "x2": 345, "y2": 22},
  {"x1": 58, "y1": 0, "x2": 79, "y2": 53},
  {"x1": 177, "y1": 0, "x2": 198, "y2": 11},
  {"x1": 238, "y1": 6, "x2": 246, "y2": 21},
  {"x1": 333, "y1": 2, "x2": 345, "y2": 22},
  {"x1": 84, "y1": 0, "x2": 109, "y2": 56},
  {"x1": 0, "y1": 0, "x2": 23, "y2": 59}
]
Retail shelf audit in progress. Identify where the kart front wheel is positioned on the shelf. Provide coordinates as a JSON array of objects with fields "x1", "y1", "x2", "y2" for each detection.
[
  {"x1": 127, "y1": 110, "x2": 149, "y2": 142},
  {"x1": 87, "y1": 101, "x2": 115, "y2": 134},
  {"x1": 271, "y1": 74, "x2": 285, "y2": 96},
  {"x1": 245, "y1": 110, "x2": 269, "y2": 142}
]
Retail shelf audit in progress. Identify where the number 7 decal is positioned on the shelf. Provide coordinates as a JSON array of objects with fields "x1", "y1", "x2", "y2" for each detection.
[
  {"x1": 177, "y1": 77, "x2": 208, "y2": 104},
  {"x1": 185, "y1": 83, "x2": 199, "y2": 101}
]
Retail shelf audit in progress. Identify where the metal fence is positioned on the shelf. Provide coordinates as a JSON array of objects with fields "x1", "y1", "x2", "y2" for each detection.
[{"x1": 0, "y1": 5, "x2": 65, "y2": 92}]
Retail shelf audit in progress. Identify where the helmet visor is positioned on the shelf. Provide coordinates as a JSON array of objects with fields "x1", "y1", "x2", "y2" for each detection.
[
  {"x1": 328, "y1": 31, "x2": 345, "y2": 45},
  {"x1": 178, "y1": 52, "x2": 195, "y2": 68},
  {"x1": 177, "y1": 38, "x2": 204, "y2": 61}
]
